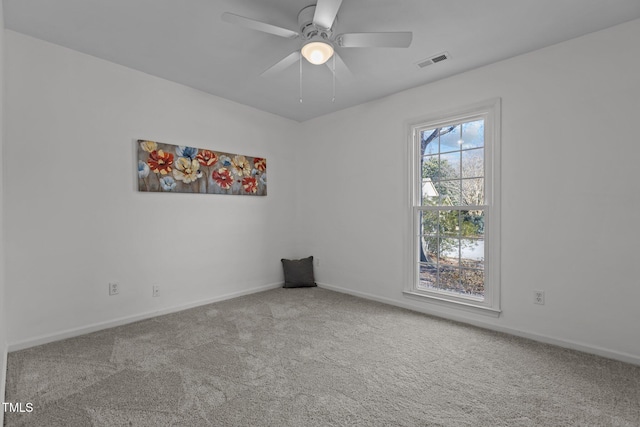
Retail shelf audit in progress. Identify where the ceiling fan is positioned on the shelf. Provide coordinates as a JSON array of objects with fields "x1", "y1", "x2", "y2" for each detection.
[{"x1": 221, "y1": 0, "x2": 413, "y2": 77}]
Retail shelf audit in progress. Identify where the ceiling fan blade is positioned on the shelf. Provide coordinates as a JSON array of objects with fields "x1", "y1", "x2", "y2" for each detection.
[
  {"x1": 313, "y1": 0, "x2": 343, "y2": 29},
  {"x1": 261, "y1": 51, "x2": 301, "y2": 77},
  {"x1": 325, "y1": 52, "x2": 353, "y2": 82},
  {"x1": 337, "y1": 32, "x2": 413, "y2": 48},
  {"x1": 222, "y1": 12, "x2": 299, "y2": 39}
]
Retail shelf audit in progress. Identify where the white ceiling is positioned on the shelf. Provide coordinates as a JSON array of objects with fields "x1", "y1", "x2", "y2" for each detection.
[{"x1": 4, "y1": 0, "x2": 640, "y2": 122}]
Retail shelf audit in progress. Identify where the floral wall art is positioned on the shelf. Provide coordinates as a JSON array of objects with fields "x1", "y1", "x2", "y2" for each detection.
[{"x1": 137, "y1": 139, "x2": 267, "y2": 195}]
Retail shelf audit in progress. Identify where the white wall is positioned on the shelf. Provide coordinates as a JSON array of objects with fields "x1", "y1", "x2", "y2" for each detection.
[
  {"x1": 4, "y1": 31, "x2": 299, "y2": 347},
  {"x1": 297, "y1": 19, "x2": 640, "y2": 363}
]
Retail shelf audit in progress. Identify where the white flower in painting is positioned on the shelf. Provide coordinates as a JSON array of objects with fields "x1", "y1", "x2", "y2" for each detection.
[
  {"x1": 138, "y1": 160, "x2": 150, "y2": 179},
  {"x1": 231, "y1": 155, "x2": 251, "y2": 177},
  {"x1": 173, "y1": 157, "x2": 201, "y2": 184}
]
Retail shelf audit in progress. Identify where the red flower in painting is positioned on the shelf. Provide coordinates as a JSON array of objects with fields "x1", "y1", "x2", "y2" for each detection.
[
  {"x1": 253, "y1": 157, "x2": 266, "y2": 172},
  {"x1": 212, "y1": 167, "x2": 233, "y2": 189},
  {"x1": 147, "y1": 150, "x2": 174, "y2": 175},
  {"x1": 242, "y1": 176, "x2": 258, "y2": 193},
  {"x1": 197, "y1": 150, "x2": 218, "y2": 167}
]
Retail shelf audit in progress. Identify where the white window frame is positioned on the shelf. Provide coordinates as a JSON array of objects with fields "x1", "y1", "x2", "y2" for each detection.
[{"x1": 405, "y1": 99, "x2": 501, "y2": 317}]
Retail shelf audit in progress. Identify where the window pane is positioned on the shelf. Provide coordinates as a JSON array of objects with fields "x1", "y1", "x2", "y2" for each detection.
[
  {"x1": 434, "y1": 180, "x2": 460, "y2": 205},
  {"x1": 422, "y1": 194, "x2": 438, "y2": 206},
  {"x1": 421, "y1": 155, "x2": 440, "y2": 205},
  {"x1": 438, "y1": 266, "x2": 462, "y2": 293},
  {"x1": 439, "y1": 210, "x2": 459, "y2": 237},
  {"x1": 420, "y1": 129, "x2": 439, "y2": 155},
  {"x1": 461, "y1": 210, "x2": 484, "y2": 238},
  {"x1": 420, "y1": 210, "x2": 438, "y2": 235},
  {"x1": 440, "y1": 152, "x2": 461, "y2": 180},
  {"x1": 420, "y1": 234, "x2": 439, "y2": 260},
  {"x1": 418, "y1": 262, "x2": 437, "y2": 289},
  {"x1": 461, "y1": 120, "x2": 484, "y2": 149},
  {"x1": 461, "y1": 178, "x2": 484, "y2": 206},
  {"x1": 439, "y1": 237, "x2": 459, "y2": 268},
  {"x1": 422, "y1": 155, "x2": 439, "y2": 180},
  {"x1": 422, "y1": 178, "x2": 440, "y2": 206},
  {"x1": 461, "y1": 268, "x2": 484, "y2": 297},
  {"x1": 461, "y1": 238, "x2": 484, "y2": 268},
  {"x1": 440, "y1": 125, "x2": 461, "y2": 153},
  {"x1": 462, "y1": 148, "x2": 483, "y2": 179}
]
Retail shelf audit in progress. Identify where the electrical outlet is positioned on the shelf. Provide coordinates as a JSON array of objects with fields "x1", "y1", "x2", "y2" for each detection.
[
  {"x1": 109, "y1": 282, "x2": 119, "y2": 296},
  {"x1": 315, "y1": 258, "x2": 320, "y2": 267},
  {"x1": 533, "y1": 290, "x2": 545, "y2": 305},
  {"x1": 152, "y1": 285, "x2": 160, "y2": 297}
]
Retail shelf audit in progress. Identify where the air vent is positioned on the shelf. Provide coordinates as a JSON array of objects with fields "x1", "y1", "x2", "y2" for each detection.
[{"x1": 416, "y1": 52, "x2": 450, "y2": 69}]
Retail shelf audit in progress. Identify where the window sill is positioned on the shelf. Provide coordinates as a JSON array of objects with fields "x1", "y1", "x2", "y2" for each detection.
[{"x1": 403, "y1": 290, "x2": 501, "y2": 318}]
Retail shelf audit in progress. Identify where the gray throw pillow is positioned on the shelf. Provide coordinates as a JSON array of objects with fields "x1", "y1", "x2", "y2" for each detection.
[{"x1": 281, "y1": 256, "x2": 317, "y2": 288}]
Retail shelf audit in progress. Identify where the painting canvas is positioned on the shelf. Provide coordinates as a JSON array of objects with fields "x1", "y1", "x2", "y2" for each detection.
[{"x1": 137, "y1": 139, "x2": 267, "y2": 196}]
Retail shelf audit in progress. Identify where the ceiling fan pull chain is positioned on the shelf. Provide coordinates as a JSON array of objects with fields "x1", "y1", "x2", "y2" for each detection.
[
  {"x1": 332, "y1": 54, "x2": 336, "y2": 103},
  {"x1": 299, "y1": 55, "x2": 303, "y2": 103}
]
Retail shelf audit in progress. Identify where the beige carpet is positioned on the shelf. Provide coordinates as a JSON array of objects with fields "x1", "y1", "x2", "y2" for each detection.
[{"x1": 4, "y1": 287, "x2": 640, "y2": 426}]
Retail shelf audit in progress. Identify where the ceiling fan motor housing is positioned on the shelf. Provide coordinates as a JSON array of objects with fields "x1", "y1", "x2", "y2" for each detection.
[{"x1": 298, "y1": 5, "x2": 334, "y2": 41}]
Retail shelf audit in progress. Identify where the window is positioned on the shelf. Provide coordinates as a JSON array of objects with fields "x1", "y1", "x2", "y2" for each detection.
[{"x1": 406, "y1": 99, "x2": 501, "y2": 315}]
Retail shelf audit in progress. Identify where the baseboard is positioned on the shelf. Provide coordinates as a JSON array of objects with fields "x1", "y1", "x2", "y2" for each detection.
[
  {"x1": 8, "y1": 282, "x2": 283, "y2": 352},
  {"x1": 9, "y1": 281, "x2": 638, "y2": 366},
  {"x1": 317, "y1": 282, "x2": 640, "y2": 366}
]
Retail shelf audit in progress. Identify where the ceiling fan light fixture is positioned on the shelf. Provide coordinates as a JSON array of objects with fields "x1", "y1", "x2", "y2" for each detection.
[{"x1": 301, "y1": 39, "x2": 334, "y2": 65}]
